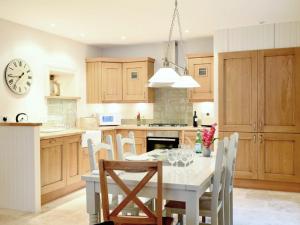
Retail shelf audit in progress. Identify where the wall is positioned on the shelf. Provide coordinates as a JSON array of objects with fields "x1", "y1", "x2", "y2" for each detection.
[
  {"x1": 0, "y1": 19, "x2": 100, "y2": 123},
  {"x1": 97, "y1": 37, "x2": 215, "y2": 123}
]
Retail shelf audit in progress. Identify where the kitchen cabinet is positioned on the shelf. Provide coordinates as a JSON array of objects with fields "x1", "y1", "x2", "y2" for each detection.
[
  {"x1": 86, "y1": 62, "x2": 101, "y2": 103},
  {"x1": 219, "y1": 132, "x2": 258, "y2": 180},
  {"x1": 80, "y1": 148, "x2": 91, "y2": 175},
  {"x1": 258, "y1": 133, "x2": 300, "y2": 183},
  {"x1": 258, "y1": 48, "x2": 300, "y2": 133},
  {"x1": 102, "y1": 62, "x2": 123, "y2": 102},
  {"x1": 40, "y1": 134, "x2": 84, "y2": 204},
  {"x1": 123, "y1": 61, "x2": 154, "y2": 102},
  {"x1": 188, "y1": 54, "x2": 214, "y2": 102},
  {"x1": 65, "y1": 135, "x2": 82, "y2": 185},
  {"x1": 219, "y1": 47, "x2": 300, "y2": 192},
  {"x1": 181, "y1": 131, "x2": 197, "y2": 146},
  {"x1": 219, "y1": 51, "x2": 258, "y2": 132},
  {"x1": 41, "y1": 137, "x2": 66, "y2": 194},
  {"x1": 86, "y1": 57, "x2": 155, "y2": 103}
]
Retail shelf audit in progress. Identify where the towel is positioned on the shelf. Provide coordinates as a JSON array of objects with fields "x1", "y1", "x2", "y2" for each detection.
[{"x1": 81, "y1": 130, "x2": 101, "y2": 148}]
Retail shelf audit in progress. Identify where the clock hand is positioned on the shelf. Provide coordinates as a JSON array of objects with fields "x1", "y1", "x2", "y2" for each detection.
[{"x1": 8, "y1": 72, "x2": 24, "y2": 78}]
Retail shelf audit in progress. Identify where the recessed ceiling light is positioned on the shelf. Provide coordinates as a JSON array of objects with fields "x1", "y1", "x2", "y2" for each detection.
[
  {"x1": 50, "y1": 23, "x2": 56, "y2": 27},
  {"x1": 185, "y1": 29, "x2": 190, "y2": 33},
  {"x1": 121, "y1": 36, "x2": 127, "y2": 40}
]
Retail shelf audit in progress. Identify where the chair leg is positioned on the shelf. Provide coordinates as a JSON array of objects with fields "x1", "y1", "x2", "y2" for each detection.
[
  {"x1": 218, "y1": 206, "x2": 224, "y2": 225},
  {"x1": 202, "y1": 216, "x2": 206, "y2": 223},
  {"x1": 230, "y1": 191, "x2": 233, "y2": 225},
  {"x1": 178, "y1": 213, "x2": 184, "y2": 225},
  {"x1": 224, "y1": 193, "x2": 230, "y2": 225}
]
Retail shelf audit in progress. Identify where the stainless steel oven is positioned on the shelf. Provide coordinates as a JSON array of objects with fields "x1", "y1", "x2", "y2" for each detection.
[{"x1": 146, "y1": 131, "x2": 179, "y2": 152}]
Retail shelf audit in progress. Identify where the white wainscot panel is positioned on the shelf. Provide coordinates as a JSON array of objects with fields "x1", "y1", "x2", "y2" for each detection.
[
  {"x1": 275, "y1": 21, "x2": 300, "y2": 48},
  {"x1": 228, "y1": 24, "x2": 274, "y2": 51},
  {"x1": 214, "y1": 29, "x2": 228, "y2": 53}
]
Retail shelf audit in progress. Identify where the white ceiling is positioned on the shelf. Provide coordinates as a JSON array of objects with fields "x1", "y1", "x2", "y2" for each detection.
[{"x1": 0, "y1": 0, "x2": 299, "y2": 46}]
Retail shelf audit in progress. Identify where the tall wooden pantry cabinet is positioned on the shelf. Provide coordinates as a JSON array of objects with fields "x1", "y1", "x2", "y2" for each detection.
[{"x1": 219, "y1": 47, "x2": 300, "y2": 192}]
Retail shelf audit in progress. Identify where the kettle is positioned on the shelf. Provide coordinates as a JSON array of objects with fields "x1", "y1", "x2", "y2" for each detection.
[{"x1": 16, "y1": 113, "x2": 28, "y2": 123}]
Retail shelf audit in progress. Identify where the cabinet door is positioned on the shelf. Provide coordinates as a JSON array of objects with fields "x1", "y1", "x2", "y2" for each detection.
[
  {"x1": 258, "y1": 48, "x2": 300, "y2": 133},
  {"x1": 102, "y1": 62, "x2": 123, "y2": 102},
  {"x1": 86, "y1": 62, "x2": 101, "y2": 103},
  {"x1": 188, "y1": 57, "x2": 214, "y2": 101},
  {"x1": 123, "y1": 62, "x2": 147, "y2": 101},
  {"x1": 219, "y1": 51, "x2": 258, "y2": 132},
  {"x1": 135, "y1": 137, "x2": 146, "y2": 155},
  {"x1": 65, "y1": 135, "x2": 81, "y2": 185},
  {"x1": 80, "y1": 148, "x2": 91, "y2": 175},
  {"x1": 182, "y1": 131, "x2": 197, "y2": 146},
  {"x1": 219, "y1": 132, "x2": 258, "y2": 179},
  {"x1": 40, "y1": 138, "x2": 66, "y2": 194},
  {"x1": 258, "y1": 133, "x2": 300, "y2": 183}
]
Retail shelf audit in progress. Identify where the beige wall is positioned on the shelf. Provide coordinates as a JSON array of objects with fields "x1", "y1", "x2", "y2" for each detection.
[{"x1": 0, "y1": 19, "x2": 100, "y2": 123}]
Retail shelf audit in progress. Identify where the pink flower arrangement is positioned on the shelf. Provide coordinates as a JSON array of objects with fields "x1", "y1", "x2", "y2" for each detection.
[{"x1": 202, "y1": 123, "x2": 217, "y2": 148}]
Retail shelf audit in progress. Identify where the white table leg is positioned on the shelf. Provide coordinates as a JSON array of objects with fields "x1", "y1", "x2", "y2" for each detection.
[
  {"x1": 86, "y1": 181, "x2": 100, "y2": 225},
  {"x1": 186, "y1": 192, "x2": 200, "y2": 225}
]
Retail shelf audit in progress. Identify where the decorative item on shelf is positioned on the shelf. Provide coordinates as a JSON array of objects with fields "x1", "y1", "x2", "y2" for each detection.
[
  {"x1": 193, "y1": 110, "x2": 198, "y2": 127},
  {"x1": 49, "y1": 74, "x2": 61, "y2": 96},
  {"x1": 202, "y1": 123, "x2": 217, "y2": 157},
  {"x1": 16, "y1": 113, "x2": 28, "y2": 123},
  {"x1": 147, "y1": 0, "x2": 200, "y2": 88},
  {"x1": 2, "y1": 117, "x2": 8, "y2": 122},
  {"x1": 137, "y1": 112, "x2": 141, "y2": 126}
]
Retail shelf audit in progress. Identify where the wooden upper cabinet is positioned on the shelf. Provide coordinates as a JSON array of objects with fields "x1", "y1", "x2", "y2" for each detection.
[
  {"x1": 258, "y1": 48, "x2": 300, "y2": 133},
  {"x1": 219, "y1": 51, "x2": 258, "y2": 132},
  {"x1": 188, "y1": 55, "x2": 214, "y2": 102},
  {"x1": 102, "y1": 62, "x2": 123, "y2": 102},
  {"x1": 86, "y1": 57, "x2": 155, "y2": 103},
  {"x1": 258, "y1": 133, "x2": 300, "y2": 183},
  {"x1": 86, "y1": 62, "x2": 101, "y2": 103},
  {"x1": 123, "y1": 61, "x2": 154, "y2": 102},
  {"x1": 219, "y1": 132, "x2": 258, "y2": 180}
]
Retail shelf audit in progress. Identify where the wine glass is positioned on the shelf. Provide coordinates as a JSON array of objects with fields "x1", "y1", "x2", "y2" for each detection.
[
  {"x1": 167, "y1": 150, "x2": 177, "y2": 167},
  {"x1": 180, "y1": 150, "x2": 189, "y2": 167}
]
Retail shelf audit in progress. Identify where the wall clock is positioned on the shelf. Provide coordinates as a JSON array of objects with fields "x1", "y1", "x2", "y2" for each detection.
[{"x1": 5, "y1": 59, "x2": 32, "y2": 95}]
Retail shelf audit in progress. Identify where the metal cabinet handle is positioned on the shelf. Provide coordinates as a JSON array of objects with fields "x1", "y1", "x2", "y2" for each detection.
[
  {"x1": 259, "y1": 121, "x2": 263, "y2": 131},
  {"x1": 253, "y1": 134, "x2": 256, "y2": 143},
  {"x1": 259, "y1": 134, "x2": 264, "y2": 143},
  {"x1": 253, "y1": 123, "x2": 256, "y2": 131}
]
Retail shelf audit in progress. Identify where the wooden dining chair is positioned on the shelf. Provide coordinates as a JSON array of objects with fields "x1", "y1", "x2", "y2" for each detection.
[
  {"x1": 99, "y1": 160, "x2": 173, "y2": 225},
  {"x1": 224, "y1": 133, "x2": 239, "y2": 225},
  {"x1": 165, "y1": 140, "x2": 226, "y2": 225},
  {"x1": 116, "y1": 131, "x2": 137, "y2": 160}
]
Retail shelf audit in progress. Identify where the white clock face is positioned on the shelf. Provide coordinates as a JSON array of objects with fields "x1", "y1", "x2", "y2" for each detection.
[{"x1": 5, "y1": 59, "x2": 32, "y2": 95}]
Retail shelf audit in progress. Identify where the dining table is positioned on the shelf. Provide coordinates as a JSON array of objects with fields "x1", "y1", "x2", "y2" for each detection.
[{"x1": 81, "y1": 150, "x2": 215, "y2": 225}]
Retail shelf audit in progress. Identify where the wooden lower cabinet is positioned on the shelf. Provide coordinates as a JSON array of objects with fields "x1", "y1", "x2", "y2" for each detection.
[
  {"x1": 40, "y1": 134, "x2": 85, "y2": 204},
  {"x1": 219, "y1": 132, "x2": 258, "y2": 180},
  {"x1": 220, "y1": 132, "x2": 300, "y2": 191},
  {"x1": 258, "y1": 133, "x2": 300, "y2": 183},
  {"x1": 181, "y1": 131, "x2": 197, "y2": 146}
]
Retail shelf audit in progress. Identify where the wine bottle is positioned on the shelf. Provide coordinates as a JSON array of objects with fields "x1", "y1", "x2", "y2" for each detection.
[{"x1": 193, "y1": 111, "x2": 198, "y2": 127}]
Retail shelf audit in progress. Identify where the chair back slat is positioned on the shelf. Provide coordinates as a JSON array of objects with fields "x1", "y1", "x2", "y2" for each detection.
[
  {"x1": 88, "y1": 135, "x2": 114, "y2": 171},
  {"x1": 225, "y1": 133, "x2": 239, "y2": 192},
  {"x1": 116, "y1": 131, "x2": 137, "y2": 160},
  {"x1": 99, "y1": 160, "x2": 163, "y2": 225},
  {"x1": 211, "y1": 141, "x2": 226, "y2": 209}
]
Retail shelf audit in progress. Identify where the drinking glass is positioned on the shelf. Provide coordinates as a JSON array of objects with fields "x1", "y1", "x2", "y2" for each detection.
[
  {"x1": 167, "y1": 150, "x2": 177, "y2": 167},
  {"x1": 180, "y1": 150, "x2": 189, "y2": 167}
]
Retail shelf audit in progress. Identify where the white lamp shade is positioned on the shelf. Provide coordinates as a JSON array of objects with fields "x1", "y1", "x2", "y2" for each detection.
[
  {"x1": 148, "y1": 67, "x2": 181, "y2": 85},
  {"x1": 171, "y1": 75, "x2": 200, "y2": 88}
]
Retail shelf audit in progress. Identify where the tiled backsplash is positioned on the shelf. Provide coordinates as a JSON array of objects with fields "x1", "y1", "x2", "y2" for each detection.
[
  {"x1": 153, "y1": 88, "x2": 193, "y2": 125},
  {"x1": 45, "y1": 99, "x2": 77, "y2": 128}
]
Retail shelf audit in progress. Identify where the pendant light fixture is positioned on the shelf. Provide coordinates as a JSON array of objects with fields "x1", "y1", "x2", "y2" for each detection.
[{"x1": 148, "y1": 0, "x2": 200, "y2": 88}]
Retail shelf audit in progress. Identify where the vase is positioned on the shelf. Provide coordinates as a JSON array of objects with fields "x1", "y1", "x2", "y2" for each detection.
[{"x1": 203, "y1": 146, "x2": 212, "y2": 157}]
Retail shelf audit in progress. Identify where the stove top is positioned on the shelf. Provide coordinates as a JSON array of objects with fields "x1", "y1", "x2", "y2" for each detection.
[{"x1": 148, "y1": 123, "x2": 188, "y2": 127}]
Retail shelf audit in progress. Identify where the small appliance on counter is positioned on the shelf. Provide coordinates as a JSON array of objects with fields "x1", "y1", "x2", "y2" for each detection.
[
  {"x1": 16, "y1": 113, "x2": 28, "y2": 123},
  {"x1": 97, "y1": 114, "x2": 121, "y2": 126}
]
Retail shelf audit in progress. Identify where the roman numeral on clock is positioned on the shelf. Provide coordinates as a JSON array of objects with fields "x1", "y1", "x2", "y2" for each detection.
[
  {"x1": 8, "y1": 79, "x2": 13, "y2": 85},
  {"x1": 27, "y1": 82, "x2": 31, "y2": 86}
]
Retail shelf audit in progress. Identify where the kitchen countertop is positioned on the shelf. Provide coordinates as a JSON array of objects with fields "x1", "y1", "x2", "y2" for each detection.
[
  {"x1": 40, "y1": 129, "x2": 84, "y2": 140},
  {"x1": 39, "y1": 125, "x2": 200, "y2": 140}
]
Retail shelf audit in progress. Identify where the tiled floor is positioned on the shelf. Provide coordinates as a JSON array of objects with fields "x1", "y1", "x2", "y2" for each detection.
[{"x1": 0, "y1": 188, "x2": 300, "y2": 225}]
